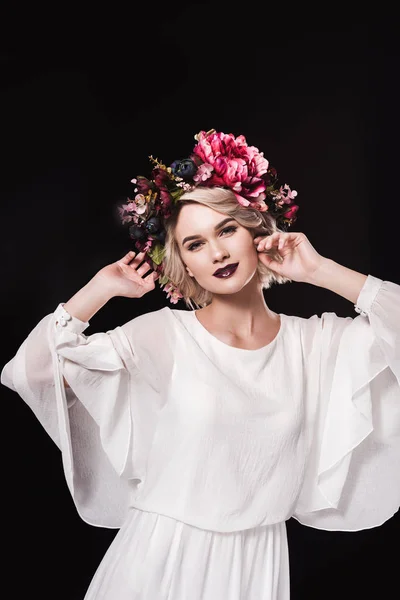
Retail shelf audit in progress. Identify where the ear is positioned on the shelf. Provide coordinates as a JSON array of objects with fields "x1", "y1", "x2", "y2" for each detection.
[{"x1": 186, "y1": 266, "x2": 194, "y2": 277}]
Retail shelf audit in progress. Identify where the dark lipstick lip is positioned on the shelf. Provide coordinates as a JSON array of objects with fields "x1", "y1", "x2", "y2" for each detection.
[{"x1": 213, "y1": 262, "x2": 239, "y2": 276}]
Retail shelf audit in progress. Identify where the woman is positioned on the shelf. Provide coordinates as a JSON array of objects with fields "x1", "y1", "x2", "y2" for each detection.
[{"x1": 2, "y1": 130, "x2": 400, "y2": 599}]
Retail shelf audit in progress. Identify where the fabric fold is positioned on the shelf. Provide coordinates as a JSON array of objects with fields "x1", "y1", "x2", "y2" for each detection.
[
  {"x1": 2, "y1": 279, "x2": 399, "y2": 535},
  {"x1": 54, "y1": 323, "x2": 133, "y2": 479},
  {"x1": 293, "y1": 275, "x2": 400, "y2": 531},
  {"x1": 1, "y1": 303, "x2": 137, "y2": 528}
]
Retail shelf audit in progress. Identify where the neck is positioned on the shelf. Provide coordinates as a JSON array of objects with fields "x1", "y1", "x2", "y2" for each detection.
[{"x1": 200, "y1": 277, "x2": 276, "y2": 335}]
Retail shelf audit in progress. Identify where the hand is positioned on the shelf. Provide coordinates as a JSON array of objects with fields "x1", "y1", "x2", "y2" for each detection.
[
  {"x1": 93, "y1": 250, "x2": 159, "y2": 299},
  {"x1": 253, "y1": 231, "x2": 326, "y2": 283}
]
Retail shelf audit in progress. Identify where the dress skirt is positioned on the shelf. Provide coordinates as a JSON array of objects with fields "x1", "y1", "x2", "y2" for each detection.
[{"x1": 84, "y1": 507, "x2": 290, "y2": 599}]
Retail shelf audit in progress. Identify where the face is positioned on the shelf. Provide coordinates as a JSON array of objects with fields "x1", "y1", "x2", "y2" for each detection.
[{"x1": 175, "y1": 203, "x2": 260, "y2": 296}]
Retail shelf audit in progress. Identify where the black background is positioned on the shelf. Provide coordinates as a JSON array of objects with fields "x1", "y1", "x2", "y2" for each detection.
[{"x1": 1, "y1": 4, "x2": 399, "y2": 599}]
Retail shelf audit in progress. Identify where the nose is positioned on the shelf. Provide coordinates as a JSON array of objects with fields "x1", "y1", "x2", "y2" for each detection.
[{"x1": 211, "y1": 241, "x2": 230, "y2": 264}]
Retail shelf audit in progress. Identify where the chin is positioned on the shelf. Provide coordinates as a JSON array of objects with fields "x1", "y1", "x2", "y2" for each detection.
[
  {"x1": 209, "y1": 275, "x2": 251, "y2": 295},
  {"x1": 195, "y1": 263, "x2": 258, "y2": 294}
]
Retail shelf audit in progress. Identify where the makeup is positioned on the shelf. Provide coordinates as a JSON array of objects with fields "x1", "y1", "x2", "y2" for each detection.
[{"x1": 213, "y1": 263, "x2": 239, "y2": 278}]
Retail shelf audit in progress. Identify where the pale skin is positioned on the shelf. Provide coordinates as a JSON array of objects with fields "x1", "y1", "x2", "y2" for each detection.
[
  {"x1": 176, "y1": 203, "x2": 368, "y2": 349},
  {"x1": 60, "y1": 250, "x2": 159, "y2": 387},
  {"x1": 61, "y1": 202, "x2": 368, "y2": 382}
]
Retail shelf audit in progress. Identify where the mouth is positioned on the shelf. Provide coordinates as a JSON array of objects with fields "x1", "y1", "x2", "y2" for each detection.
[{"x1": 213, "y1": 262, "x2": 239, "y2": 278}]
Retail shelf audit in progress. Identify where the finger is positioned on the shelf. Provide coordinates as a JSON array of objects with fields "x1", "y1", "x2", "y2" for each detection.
[
  {"x1": 266, "y1": 233, "x2": 285, "y2": 250},
  {"x1": 119, "y1": 250, "x2": 137, "y2": 265},
  {"x1": 278, "y1": 233, "x2": 294, "y2": 249},
  {"x1": 254, "y1": 234, "x2": 270, "y2": 245},
  {"x1": 136, "y1": 262, "x2": 152, "y2": 277},
  {"x1": 126, "y1": 251, "x2": 150, "y2": 272},
  {"x1": 117, "y1": 262, "x2": 134, "y2": 275},
  {"x1": 118, "y1": 259, "x2": 144, "y2": 275},
  {"x1": 256, "y1": 232, "x2": 282, "y2": 251},
  {"x1": 256, "y1": 240, "x2": 267, "y2": 251},
  {"x1": 257, "y1": 235, "x2": 273, "y2": 251},
  {"x1": 256, "y1": 236, "x2": 268, "y2": 250},
  {"x1": 119, "y1": 261, "x2": 153, "y2": 283},
  {"x1": 129, "y1": 250, "x2": 146, "y2": 263},
  {"x1": 143, "y1": 270, "x2": 159, "y2": 283},
  {"x1": 121, "y1": 250, "x2": 148, "y2": 267}
]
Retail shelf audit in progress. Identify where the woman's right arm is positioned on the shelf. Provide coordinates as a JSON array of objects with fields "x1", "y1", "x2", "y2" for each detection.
[
  {"x1": 2, "y1": 250, "x2": 159, "y2": 392},
  {"x1": 0, "y1": 249, "x2": 159, "y2": 524},
  {"x1": 57, "y1": 249, "x2": 159, "y2": 388},
  {"x1": 57, "y1": 278, "x2": 113, "y2": 388}
]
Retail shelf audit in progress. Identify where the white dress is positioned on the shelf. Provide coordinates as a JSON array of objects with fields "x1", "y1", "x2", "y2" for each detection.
[{"x1": 1, "y1": 274, "x2": 400, "y2": 599}]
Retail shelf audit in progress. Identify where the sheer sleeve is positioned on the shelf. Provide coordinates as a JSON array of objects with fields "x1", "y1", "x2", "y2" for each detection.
[
  {"x1": 293, "y1": 274, "x2": 400, "y2": 531},
  {"x1": 1, "y1": 303, "x2": 154, "y2": 528}
]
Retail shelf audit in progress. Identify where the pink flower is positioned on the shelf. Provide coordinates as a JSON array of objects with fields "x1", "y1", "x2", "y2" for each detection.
[
  {"x1": 234, "y1": 193, "x2": 269, "y2": 213},
  {"x1": 131, "y1": 194, "x2": 147, "y2": 215},
  {"x1": 135, "y1": 176, "x2": 152, "y2": 194},
  {"x1": 153, "y1": 168, "x2": 170, "y2": 189},
  {"x1": 193, "y1": 163, "x2": 214, "y2": 182},
  {"x1": 118, "y1": 203, "x2": 138, "y2": 224},
  {"x1": 233, "y1": 193, "x2": 250, "y2": 207},
  {"x1": 279, "y1": 184, "x2": 298, "y2": 204},
  {"x1": 163, "y1": 282, "x2": 184, "y2": 304},
  {"x1": 283, "y1": 205, "x2": 299, "y2": 220},
  {"x1": 192, "y1": 130, "x2": 270, "y2": 201},
  {"x1": 120, "y1": 214, "x2": 134, "y2": 224},
  {"x1": 142, "y1": 238, "x2": 154, "y2": 252},
  {"x1": 251, "y1": 200, "x2": 269, "y2": 212}
]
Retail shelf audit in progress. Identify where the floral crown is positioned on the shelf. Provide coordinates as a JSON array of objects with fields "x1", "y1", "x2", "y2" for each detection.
[{"x1": 118, "y1": 129, "x2": 299, "y2": 304}]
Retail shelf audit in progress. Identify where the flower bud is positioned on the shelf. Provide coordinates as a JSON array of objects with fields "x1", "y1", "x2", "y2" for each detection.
[{"x1": 129, "y1": 224, "x2": 147, "y2": 241}]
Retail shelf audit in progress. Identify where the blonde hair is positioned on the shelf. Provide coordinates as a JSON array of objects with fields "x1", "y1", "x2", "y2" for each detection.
[{"x1": 163, "y1": 187, "x2": 291, "y2": 309}]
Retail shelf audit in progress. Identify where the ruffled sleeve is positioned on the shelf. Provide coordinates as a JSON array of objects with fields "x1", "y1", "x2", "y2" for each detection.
[
  {"x1": 0, "y1": 303, "x2": 161, "y2": 529},
  {"x1": 293, "y1": 274, "x2": 400, "y2": 531}
]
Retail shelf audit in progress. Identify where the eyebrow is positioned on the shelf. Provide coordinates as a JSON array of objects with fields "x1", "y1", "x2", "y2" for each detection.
[{"x1": 182, "y1": 218, "x2": 237, "y2": 246}]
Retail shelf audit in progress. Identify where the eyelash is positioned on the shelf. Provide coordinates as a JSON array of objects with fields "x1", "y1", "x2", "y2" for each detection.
[{"x1": 187, "y1": 226, "x2": 238, "y2": 251}]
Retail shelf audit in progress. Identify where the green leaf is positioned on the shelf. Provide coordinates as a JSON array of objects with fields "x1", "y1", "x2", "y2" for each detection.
[
  {"x1": 158, "y1": 274, "x2": 169, "y2": 285},
  {"x1": 170, "y1": 188, "x2": 185, "y2": 200},
  {"x1": 148, "y1": 242, "x2": 166, "y2": 265}
]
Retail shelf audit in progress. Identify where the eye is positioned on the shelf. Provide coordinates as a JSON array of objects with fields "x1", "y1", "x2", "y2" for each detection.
[{"x1": 187, "y1": 226, "x2": 238, "y2": 251}]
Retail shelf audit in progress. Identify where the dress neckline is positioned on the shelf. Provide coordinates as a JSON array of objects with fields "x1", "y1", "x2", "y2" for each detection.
[{"x1": 190, "y1": 310, "x2": 286, "y2": 354}]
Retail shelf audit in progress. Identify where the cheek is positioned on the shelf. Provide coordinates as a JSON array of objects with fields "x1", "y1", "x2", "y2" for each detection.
[
  {"x1": 239, "y1": 236, "x2": 259, "y2": 259},
  {"x1": 239, "y1": 231, "x2": 256, "y2": 250},
  {"x1": 186, "y1": 254, "x2": 206, "y2": 276}
]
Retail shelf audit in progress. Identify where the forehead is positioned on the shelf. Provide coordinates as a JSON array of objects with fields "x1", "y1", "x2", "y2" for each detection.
[{"x1": 175, "y1": 203, "x2": 228, "y2": 234}]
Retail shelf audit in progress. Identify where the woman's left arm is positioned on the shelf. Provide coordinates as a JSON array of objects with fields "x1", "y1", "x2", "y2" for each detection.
[
  {"x1": 303, "y1": 258, "x2": 368, "y2": 305},
  {"x1": 255, "y1": 232, "x2": 399, "y2": 373},
  {"x1": 255, "y1": 230, "x2": 375, "y2": 304}
]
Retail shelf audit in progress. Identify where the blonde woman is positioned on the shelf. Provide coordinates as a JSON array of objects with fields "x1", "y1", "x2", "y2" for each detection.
[{"x1": 2, "y1": 131, "x2": 399, "y2": 599}]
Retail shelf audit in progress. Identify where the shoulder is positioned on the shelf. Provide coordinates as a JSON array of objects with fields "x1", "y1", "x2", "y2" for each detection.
[
  {"x1": 285, "y1": 310, "x2": 353, "y2": 328},
  {"x1": 107, "y1": 307, "x2": 171, "y2": 369},
  {"x1": 282, "y1": 311, "x2": 355, "y2": 353},
  {"x1": 115, "y1": 306, "x2": 186, "y2": 372},
  {"x1": 117, "y1": 306, "x2": 192, "y2": 345},
  {"x1": 119, "y1": 306, "x2": 170, "y2": 336}
]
